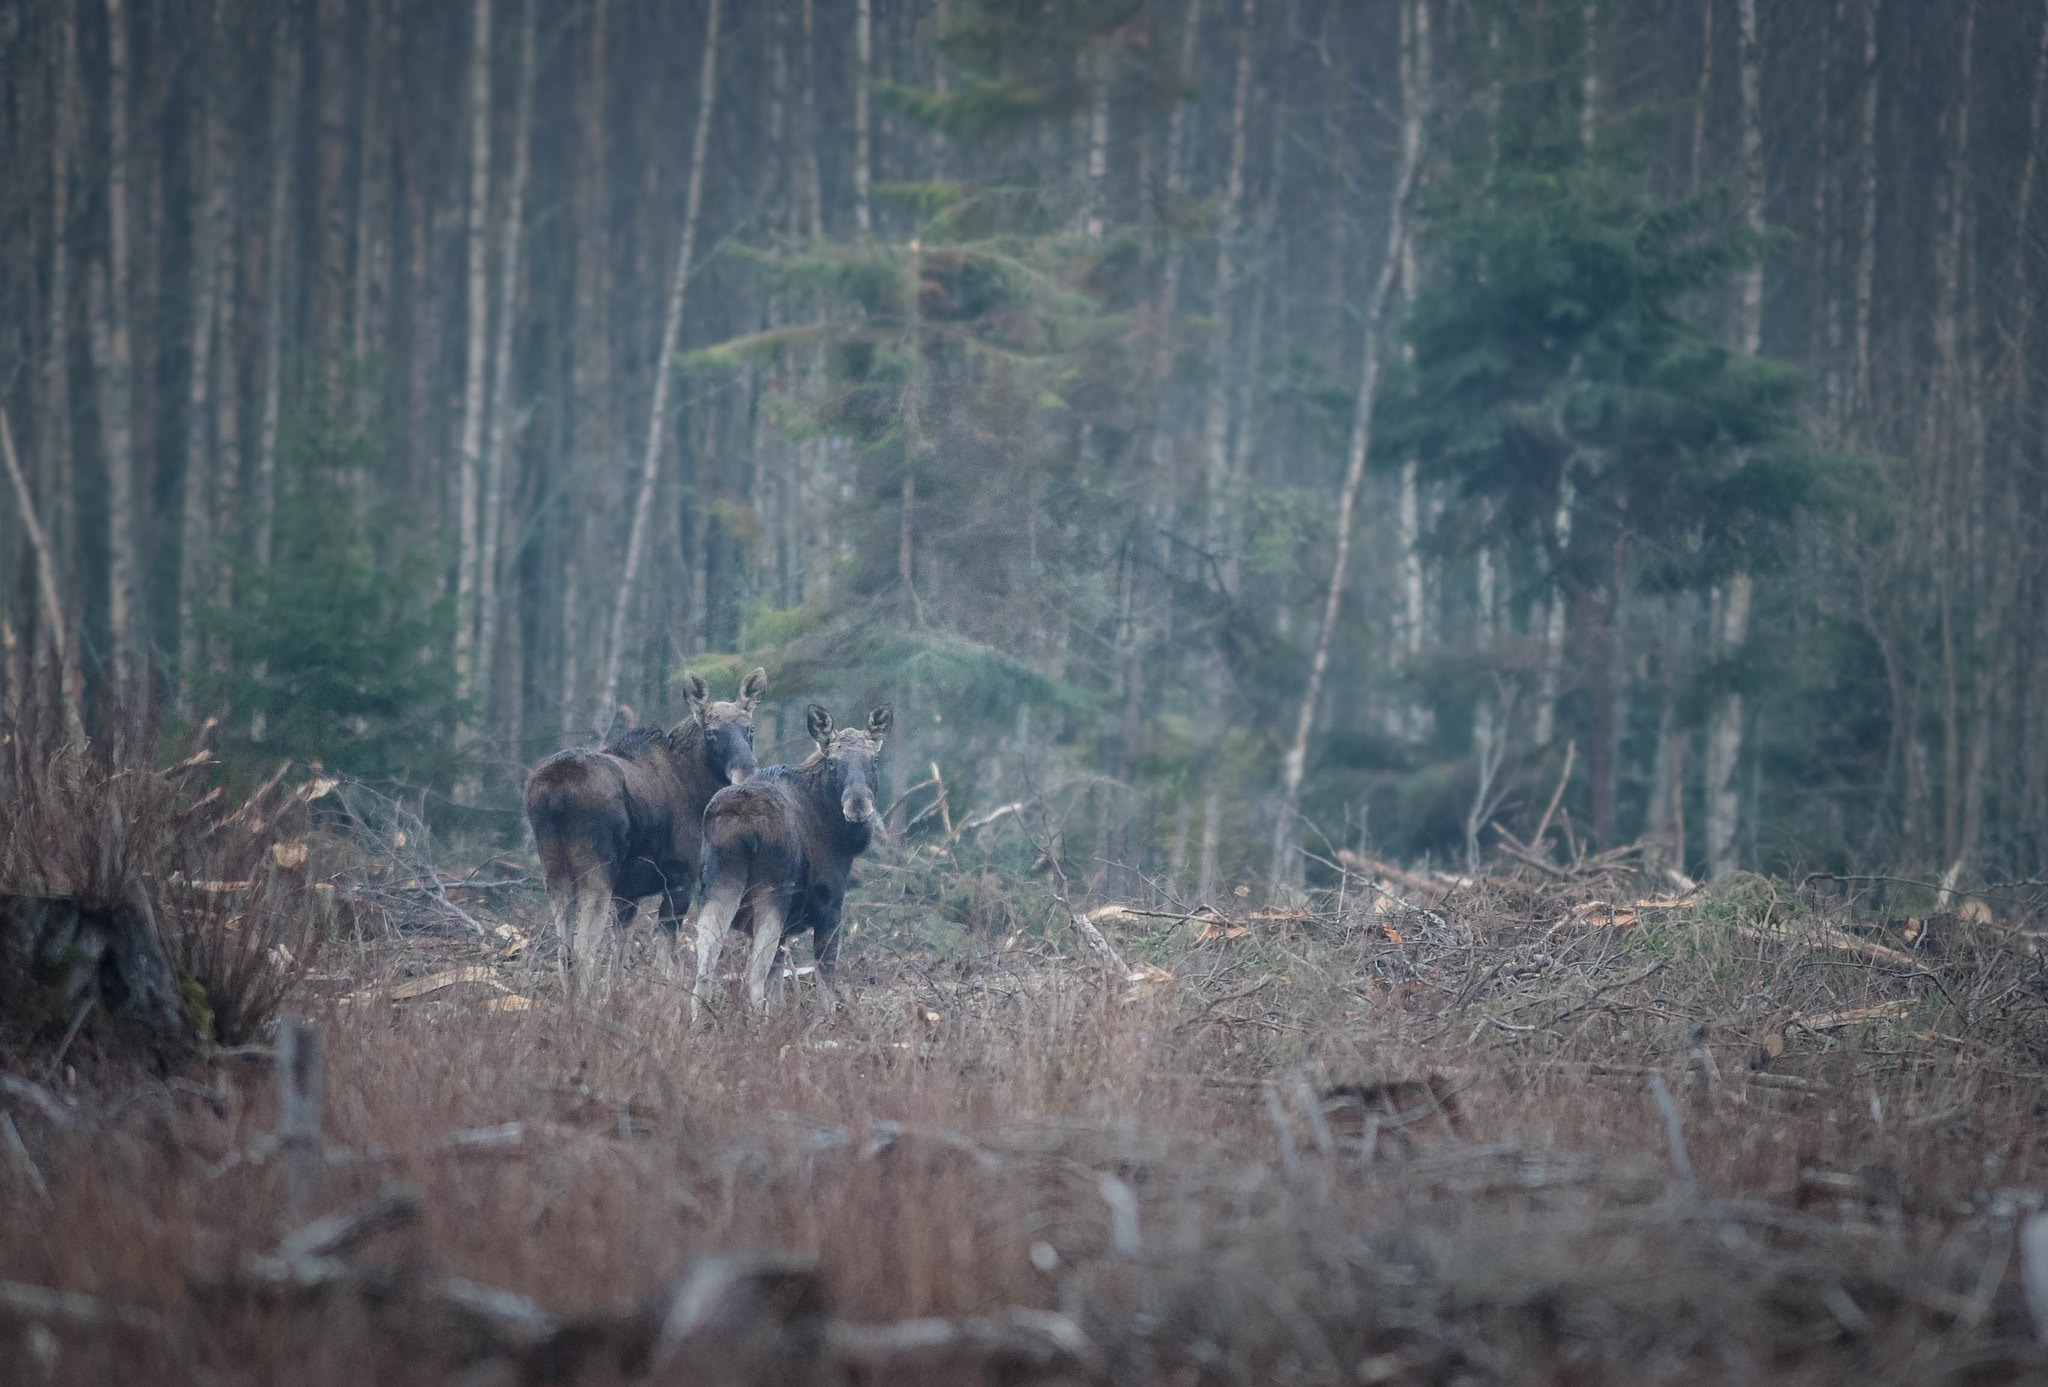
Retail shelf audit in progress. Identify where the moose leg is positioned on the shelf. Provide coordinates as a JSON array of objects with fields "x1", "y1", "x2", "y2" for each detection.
[
  {"x1": 812, "y1": 900, "x2": 844, "y2": 1014},
  {"x1": 690, "y1": 878, "x2": 744, "y2": 1025},
  {"x1": 744, "y1": 898, "x2": 786, "y2": 1014},
  {"x1": 570, "y1": 878, "x2": 615, "y2": 1003}
]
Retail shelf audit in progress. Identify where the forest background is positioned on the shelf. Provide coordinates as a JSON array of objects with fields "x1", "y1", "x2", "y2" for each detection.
[{"x1": 0, "y1": 0, "x2": 2040, "y2": 905}]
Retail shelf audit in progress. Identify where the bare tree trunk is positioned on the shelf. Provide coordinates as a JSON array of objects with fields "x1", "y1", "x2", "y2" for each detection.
[
  {"x1": 1083, "y1": 44, "x2": 1110, "y2": 239},
  {"x1": 352, "y1": 0, "x2": 391, "y2": 416},
  {"x1": 212, "y1": 141, "x2": 242, "y2": 626},
  {"x1": 800, "y1": 0, "x2": 823, "y2": 244},
  {"x1": 1270, "y1": 0, "x2": 1427, "y2": 888},
  {"x1": 1200, "y1": 0, "x2": 1254, "y2": 575},
  {"x1": 596, "y1": 0, "x2": 723, "y2": 731},
  {"x1": 42, "y1": 0, "x2": 82, "y2": 714},
  {"x1": 1852, "y1": 0, "x2": 1878, "y2": 417},
  {"x1": 452, "y1": 0, "x2": 494, "y2": 790},
  {"x1": 1690, "y1": 0, "x2": 1713, "y2": 194},
  {"x1": 562, "y1": 0, "x2": 612, "y2": 739},
  {"x1": 1580, "y1": 0, "x2": 1599, "y2": 150},
  {"x1": 313, "y1": 0, "x2": 350, "y2": 387},
  {"x1": 256, "y1": 1, "x2": 297, "y2": 569},
  {"x1": 854, "y1": 0, "x2": 872, "y2": 236},
  {"x1": 1705, "y1": 0, "x2": 1764, "y2": 880},
  {"x1": 0, "y1": 411, "x2": 83, "y2": 742},
  {"x1": 179, "y1": 11, "x2": 229, "y2": 706},
  {"x1": 98, "y1": 0, "x2": 139, "y2": 689},
  {"x1": 476, "y1": 0, "x2": 538, "y2": 787}
]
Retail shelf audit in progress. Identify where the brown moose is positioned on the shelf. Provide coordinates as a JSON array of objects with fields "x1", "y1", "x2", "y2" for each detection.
[
  {"x1": 690, "y1": 703, "x2": 891, "y2": 1021},
  {"x1": 525, "y1": 669, "x2": 766, "y2": 993}
]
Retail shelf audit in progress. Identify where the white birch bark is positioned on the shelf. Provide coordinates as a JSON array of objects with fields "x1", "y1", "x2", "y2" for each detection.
[
  {"x1": 1201, "y1": 0, "x2": 1255, "y2": 577},
  {"x1": 596, "y1": 0, "x2": 723, "y2": 731},
  {"x1": 476, "y1": 0, "x2": 538, "y2": 769},
  {"x1": 854, "y1": 0, "x2": 872, "y2": 236},
  {"x1": 1705, "y1": 0, "x2": 1764, "y2": 880},
  {"x1": 256, "y1": 2, "x2": 297, "y2": 569},
  {"x1": 1084, "y1": 45, "x2": 1110, "y2": 239},
  {"x1": 98, "y1": 0, "x2": 138, "y2": 688},
  {"x1": 179, "y1": 11, "x2": 229, "y2": 706},
  {"x1": 1269, "y1": 0, "x2": 1428, "y2": 886},
  {"x1": 1580, "y1": 1, "x2": 1599, "y2": 150},
  {"x1": 562, "y1": 0, "x2": 611, "y2": 737},
  {"x1": 1852, "y1": 0, "x2": 1878, "y2": 414},
  {"x1": 453, "y1": 0, "x2": 493, "y2": 782},
  {"x1": 41, "y1": 0, "x2": 81, "y2": 711},
  {"x1": 0, "y1": 411, "x2": 83, "y2": 742},
  {"x1": 800, "y1": 0, "x2": 823, "y2": 244}
]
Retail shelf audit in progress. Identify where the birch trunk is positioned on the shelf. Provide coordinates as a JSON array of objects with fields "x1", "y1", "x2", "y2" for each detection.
[
  {"x1": 854, "y1": 0, "x2": 872, "y2": 236},
  {"x1": 452, "y1": 0, "x2": 493, "y2": 792},
  {"x1": 313, "y1": 0, "x2": 350, "y2": 382},
  {"x1": 352, "y1": 0, "x2": 390, "y2": 412},
  {"x1": 41, "y1": 0, "x2": 82, "y2": 713},
  {"x1": 0, "y1": 411, "x2": 83, "y2": 742},
  {"x1": 1269, "y1": 0, "x2": 1427, "y2": 887},
  {"x1": 1083, "y1": 45, "x2": 1110, "y2": 239},
  {"x1": 1852, "y1": 0, "x2": 1878, "y2": 415},
  {"x1": 563, "y1": 0, "x2": 612, "y2": 737},
  {"x1": 256, "y1": 1, "x2": 297, "y2": 569},
  {"x1": 1705, "y1": 0, "x2": 1764, "y2": 879},
  {"x1": 1200, "y1": 0, "x2": 1254, "y2": 574},
  {"x1": 476, "y1": 0, "x2": 538, "y2": 777},
  {"x1": 178, "y1": 13, "x2": 229, "y2": 705},
  {"x1": 98, "y1": 0, "x2": 138, "y2": 689},
  {"x1": 212, "y1": 138, "x2": 241, "y2": 623},
  {"x1": 799, "y1": 0, "x2": 823, "y2": 244},
  {"x1": 596, "y1": 0, "x2": 722, "y2": 731},
  {"x1": 1690, "y1": 0, "x2": 1713, "y2": 193}
]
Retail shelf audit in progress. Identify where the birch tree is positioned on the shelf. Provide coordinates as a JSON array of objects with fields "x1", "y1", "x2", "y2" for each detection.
[
  {"x1": 596, "y1": 0, "x2": 723, "y2": 733},
  {"x1": 453, "y1": 0, "x2": 493, "y2": 792},
  {"x1": 96, "y1": 0, "x2": 139, "y2": 688},
  {"x1": 255, "y1": 2, "x2": 297, "y2": 569},
  {"x1": 1270, "y1": 0, "x2": 1428, "y2": 889},
  {"x1": 179, "y1": 2, "x2": 230, "y2": 706},
  {"x1": 1705, "y1": 0, "x2": 1764, "y2": 881},
  {"x1": 476, "y1": 0, "x2": 539, "y2": 776}
]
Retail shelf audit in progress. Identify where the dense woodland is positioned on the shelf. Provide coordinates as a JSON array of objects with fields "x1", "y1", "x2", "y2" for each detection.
[{"x1": 0, "y1": 0, "x2": 2043, "y2": 898}]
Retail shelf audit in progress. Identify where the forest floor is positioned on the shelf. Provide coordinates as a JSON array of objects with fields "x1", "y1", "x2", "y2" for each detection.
[{"x1": 4, "y1": 849, "x2": 2048, "y2": 1385}]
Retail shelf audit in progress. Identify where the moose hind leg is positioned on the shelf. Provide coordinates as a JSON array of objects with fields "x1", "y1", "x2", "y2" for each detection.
[
  {"x1": 745, "y1": 897, "x2": 786, "y2": 1014},
  {"x1": 570, "y1": 876, "x2": 615, "y2": 1003},
  {"x1": 690, "y1": 878, "x2": 744, "y2": 1025}
]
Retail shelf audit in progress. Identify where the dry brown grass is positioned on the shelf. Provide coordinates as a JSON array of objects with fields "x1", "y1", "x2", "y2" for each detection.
[{"x1": 3, "y1": 862, "x2": 2047, "y2": 1385}]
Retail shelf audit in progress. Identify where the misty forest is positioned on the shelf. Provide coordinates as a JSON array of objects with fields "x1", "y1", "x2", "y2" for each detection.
[
  {"x1": 20, "y1": 3, "x2": 2048, "y2": 1383},
  {"x1": 3, "y1": 0, "x2": 2041, "y2": 898}
]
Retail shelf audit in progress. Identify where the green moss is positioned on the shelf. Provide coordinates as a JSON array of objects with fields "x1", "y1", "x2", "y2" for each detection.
[{"x1": 179, "y1": 974, "x2": 215, "y2": 1045}]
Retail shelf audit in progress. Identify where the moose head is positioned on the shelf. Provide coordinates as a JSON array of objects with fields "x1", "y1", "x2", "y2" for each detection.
[
  {"x1": 806, "y1": 704, "x2": 892, "y2": 823},
  {"x1": 679, "y1": 667, "x2": 767, "y2": 786}
]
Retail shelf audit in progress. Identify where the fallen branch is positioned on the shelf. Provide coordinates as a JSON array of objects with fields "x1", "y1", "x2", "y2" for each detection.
[
  {"x1": 1734, "y1": 920, "x2": 1918, "y2": 969},
  {"x1": 0, "y1": 1280, "x2": 161, "y2": 1332},
  {"x1": 1334, "y1": 849, "x2": 1453, "y2": 901},
  {"x1": 829, "y1": 1308, "x2": 1096, "y2": 1379}
]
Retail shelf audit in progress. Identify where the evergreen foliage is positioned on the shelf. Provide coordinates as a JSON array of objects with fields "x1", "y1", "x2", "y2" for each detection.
[{"x1": 201, "y1": 413, "x2": 461, "y2": 788}]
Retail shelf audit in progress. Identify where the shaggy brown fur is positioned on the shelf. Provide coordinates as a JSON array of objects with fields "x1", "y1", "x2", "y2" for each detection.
[
  {"x1": 691, "y1": 704, "x2": 891, "y2": 1021},
  {"x1": 525, "y1": 670, "x2": 765, "y2": 992}
]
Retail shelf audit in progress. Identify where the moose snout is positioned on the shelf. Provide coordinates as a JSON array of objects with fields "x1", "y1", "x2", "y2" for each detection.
[
  {"x1": 842, "y1": 790, "x2": 874, "y2": 823},
  {"x1": 727, "y1": 764, "x2": 752, "y2": 786}
]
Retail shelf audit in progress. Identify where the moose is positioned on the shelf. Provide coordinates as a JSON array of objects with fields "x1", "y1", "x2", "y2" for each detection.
[
  {"x1": 690, "y1": 703, "x2": 892, "y2": 1022},
  {"x1": 525, "y1": 668, "x2": 767, "y2": 992}
]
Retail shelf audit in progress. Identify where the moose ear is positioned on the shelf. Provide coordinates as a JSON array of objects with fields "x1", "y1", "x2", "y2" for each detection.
[
  {"x1": 682, "y1": 671, "x2": 710, "y2": 718},
  {"x1": 806, "y1": 704, "x2": 833, "y2": 747},
  {"x1": 866, "y1": 706, "x2": 893, "y2": 743},
  {"x1": 737, "y1": 667, "x2": 768, "y2": 712}
]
